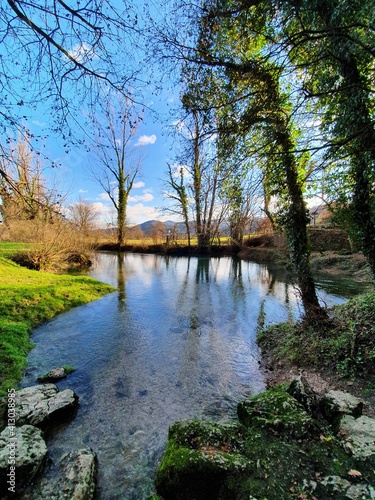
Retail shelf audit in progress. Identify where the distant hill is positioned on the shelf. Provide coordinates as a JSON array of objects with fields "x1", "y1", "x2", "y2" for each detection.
[
  {"x1": 133, "y1": 220, "x2": 188, "y2": 235},
  {"x1": 132, "y1": 219, "x2": 234, "y2": 236}
]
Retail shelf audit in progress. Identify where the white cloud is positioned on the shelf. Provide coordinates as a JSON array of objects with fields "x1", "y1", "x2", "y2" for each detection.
[
  {"x1": 98, "y1": 192, "x2": 111, "y2": 201},
  {"x1": 135, "y1": 134, "x2": 157, "y2": 146},
  {"x1": 127, "y1": 204, "x2": 166, "y2": 225},
  {"x1": 32, "y1": 120, "x2": 46, "y2": 127},
  {"x1": 132, "y1": 181, "x2": 145, "y2": 189},
  {"x1": 91, "y1": 202, "x2": 116, "y2": 223},
  {"x1": 170, "y1": 163, "x2": 191, "y2": 180},
  {"x1": 128, "y1": 192, "x2": 154, "y2": 203},
  {"x1": 69, "y1": 42, "x2": 95, "y2": 63},
  {"x1": 78, "y1": 189, "x2": 88, "y2": 193}
]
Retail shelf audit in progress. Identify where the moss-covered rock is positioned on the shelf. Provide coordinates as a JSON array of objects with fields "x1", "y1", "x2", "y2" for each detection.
[
  {"x1": 155, "y1": 420, "x2": 250, "y2": 500},
  {"x1": 238, "y1": 387, "x2": 318, "y2": 439},
  {"x1": 155, "y1": 383, "x2": 375, "y2": 500}
]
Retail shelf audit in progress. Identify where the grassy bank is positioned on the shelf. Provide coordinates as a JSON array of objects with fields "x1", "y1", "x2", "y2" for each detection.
[
  {"x1": 0, "y1": 243, "x2": 115, "y2": 396},
  {"x1": 258, "y1": 292, "x2": 375, "y2": 381}
]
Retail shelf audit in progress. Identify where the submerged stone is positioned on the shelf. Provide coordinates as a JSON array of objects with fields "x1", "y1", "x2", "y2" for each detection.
[
  {"x1": 37, "y1": 366, "x2": 74, "y2": 383},
  {"x1": 24, "y1": 447, "x2": 97, "y2": 500},
  {"x1": 15, "y1": 384, "x2": 79, "y2": 428}
]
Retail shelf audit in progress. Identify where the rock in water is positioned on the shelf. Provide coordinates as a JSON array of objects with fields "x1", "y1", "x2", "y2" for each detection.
[
  {"x1": 15, "y1": 384, "x2": 79, "y2": 427},
  {"x1": 24, "y1": 448, "x2": 97, "y2": 500},
  {"x1": 0, "y1": 425, "x2": 47, "y2": 496},
  {"x1": 37, "y1": 367, "x2": 74, "y2": 383}
]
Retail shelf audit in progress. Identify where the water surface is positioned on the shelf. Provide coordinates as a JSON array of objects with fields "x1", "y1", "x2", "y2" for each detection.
[{"x1": 22, "y1": 253, "x2": 363, "y2": 499}]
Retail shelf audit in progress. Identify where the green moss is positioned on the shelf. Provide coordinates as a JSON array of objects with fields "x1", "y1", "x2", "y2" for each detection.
[
  {"x1": 155, "y1": 387, "x2": 374, "y2": 499},
  {"x1": 238, "y1": 388, "x2": 318, "y2": 439},
  {"x1": 155, "y1": 421, "x2": 250, "y2": 500},
  {"x1": 0, "y1": 244, "x2": 115, "y2": 396},
  {"x1": 62, "y1": 365, "x2": 75, "y2": 374}
]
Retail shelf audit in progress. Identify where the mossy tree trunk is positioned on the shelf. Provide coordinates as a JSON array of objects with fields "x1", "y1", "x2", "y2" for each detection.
[
  {"x1": 337, "y1": 56, "x2": 375, "y2": 282},
  {"x1": 117, "y1": 169, "x2": 127, "y2": 249},
  {"x1": 276, "y1": 127, "x2": 326, "y2": 319}
]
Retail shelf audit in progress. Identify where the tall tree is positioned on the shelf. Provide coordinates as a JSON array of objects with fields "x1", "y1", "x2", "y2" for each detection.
[
  {"x1": 164, "y1": 163, "x2": 192, "y2": 246},
  {"x1": 89, "y1": 94, "x2": 142, "y2": 248},
  {"x1": 175, "y1": 77, "x2": 226, "y2": 250},
  {"x1": 281, "y1": 0, "x2": 375, "y2": 281}
]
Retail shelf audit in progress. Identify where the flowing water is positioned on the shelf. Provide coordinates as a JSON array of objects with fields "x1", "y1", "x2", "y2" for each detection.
[{"x1": 21, "y1": 253, "x2": 366, "y2": 499}]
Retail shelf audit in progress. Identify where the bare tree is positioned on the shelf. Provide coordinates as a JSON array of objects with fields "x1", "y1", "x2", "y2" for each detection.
[
  {"x1": 0, "y1": 1, "x2": 142, "y2": 134},
  {"x1": 68, "y1": 197, "x2": 99, "y2": 236},
  {"x1": 221, "y1": 171, "x2": 263, "y2": 247},
  {"x1": 89, "y1": 94, "x2": 142, "y2": 248},
  {"x1": 164, "y1": 163, "x2": 192, "y2": 246},
  {"x1": 173, "y1": 102, "x2": 226, "y2": 250},
  {"x1": 0, "y1": 137, "x2": 63, "y2": 223}
]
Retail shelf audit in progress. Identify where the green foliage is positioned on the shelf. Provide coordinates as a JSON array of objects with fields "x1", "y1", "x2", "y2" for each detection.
[
  {"x1": 0, "y1": 244, "x2": 115, "y2": 396},
  {"x1": 282, "y1": 0, "x2": 375, "y2": 277}
]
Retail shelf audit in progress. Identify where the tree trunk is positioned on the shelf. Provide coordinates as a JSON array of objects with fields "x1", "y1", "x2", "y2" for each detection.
[
  {"x1": 117, "y1": 172, "x2": 126, "y2": 249},
  {"x1": 278, "y1": 129, "x2": 327, "y2": 320}
]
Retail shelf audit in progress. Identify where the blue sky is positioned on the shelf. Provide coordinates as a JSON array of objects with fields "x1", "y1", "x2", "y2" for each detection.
[
  {"x1": 28, "y1": 87, "x2": 180, "y2": 226},
  {"x1": 2, "y1": 0, "x2": 184, "y2": 227}
]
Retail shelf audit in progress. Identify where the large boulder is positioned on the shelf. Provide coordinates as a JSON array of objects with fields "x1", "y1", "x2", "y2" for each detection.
[
  {"x1": 24, "y1": 448, "x2": 97, "y2": 500},
  {"x1": 320, "y1": 390, "x2": 363, "y2": 428},
  {"x1": 155, "y1": 420, "x2": 250, "y2": 500},
  {"x1": 0, "y1": 424, "x2": 47, "y2": 496},
  {"x1": 15, "y1": 384, "x2": 79, "y2": 427},
  {"x1": 339, "y1": 414, "x2": 375, "y2": 463}
]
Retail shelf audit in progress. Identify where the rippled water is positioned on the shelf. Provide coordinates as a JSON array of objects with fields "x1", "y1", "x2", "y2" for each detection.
[{"x1": 21, "y1": 253, "x2": 363, "y2": 499}]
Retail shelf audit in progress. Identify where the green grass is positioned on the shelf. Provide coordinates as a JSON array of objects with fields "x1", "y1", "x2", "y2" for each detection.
[
  {"x1": 0, "y1": 241, "x2": 32, "y2": 258},
  {"x1": 0, "y1": 242, "x2": 115, "y2": 396}
]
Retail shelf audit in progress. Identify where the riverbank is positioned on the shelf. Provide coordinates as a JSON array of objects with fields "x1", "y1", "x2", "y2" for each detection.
[
  {"x1": 0, "y1": 243, "x2": 115, "y2": 397},
  {"x1": 257, "y1": 292, "x2": 375, "y2": 418}
]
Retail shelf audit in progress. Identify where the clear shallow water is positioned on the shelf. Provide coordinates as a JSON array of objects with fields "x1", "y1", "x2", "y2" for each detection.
[{"x1": 21, "y1": 253, "x2": 365, "y2": 499}]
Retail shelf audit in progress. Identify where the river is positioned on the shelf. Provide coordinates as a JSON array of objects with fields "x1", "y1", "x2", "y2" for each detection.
[{"x1": 21, "y1": 253, "x2": 364, "y2": 499}]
